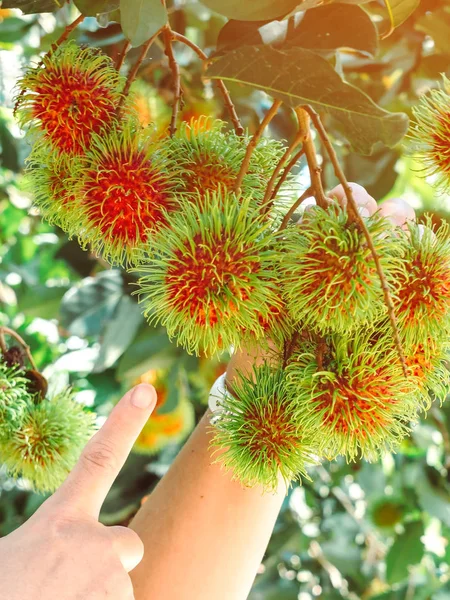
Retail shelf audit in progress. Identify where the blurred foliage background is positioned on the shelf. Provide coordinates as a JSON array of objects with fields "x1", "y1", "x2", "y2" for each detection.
[{"x1": 1, "y1": 1, "x2": 450, "y2": 598}]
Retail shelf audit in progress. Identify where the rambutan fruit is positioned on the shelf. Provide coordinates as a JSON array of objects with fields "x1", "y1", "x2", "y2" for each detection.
[
  {"x1": 410, "y1": 76, "x2": 450, "y2": 193},
  {"x1": 25, "y1": 141, "x2": 77, "y2": 230},
  {"x1": 15, "y1": 41, "x2": 124, "y2": 155},
  {"x1": 134, "y1": 191, "x2": 285, "y2": 356},
  {"x1": 281, "y1": 205, "x2": 397, "y2": 334},
  {"x1": 160, "y1": 119, "x2": 285, "y2": 205},
  {"x1": 286, "y1": 329, "x2": 419, "y2": 461},
  {"x1": 0, "y1": 389, "x2": 95, "y2": 493},
  {"x1": 210, "y1": 364, "x2": 314, "y2": 491},
  {"x1": 69, "y1": 123, "x2": 180, "y2": 265},
  {"x1": 404, "y1": 335, "x2": 450, "y2": 406},
  {"x1": 0, "y1": 361, "x2": 30, "y2": 437},
  {"x1": 391, "y1": 219, "x2": 450, "y2": 349}
]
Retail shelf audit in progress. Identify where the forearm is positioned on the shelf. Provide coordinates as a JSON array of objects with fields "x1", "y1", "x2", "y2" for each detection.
[{"x1": 129, "y1": 410, "x2": 286, "y2": 600}]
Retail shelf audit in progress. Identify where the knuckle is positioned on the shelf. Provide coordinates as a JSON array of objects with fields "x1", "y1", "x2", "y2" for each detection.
[{"x1": 82, "y1": 439, "x2": 118, "y2": 474}]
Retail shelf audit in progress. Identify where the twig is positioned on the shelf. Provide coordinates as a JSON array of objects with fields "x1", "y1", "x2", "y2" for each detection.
[
  {"x1": 278, "y1": 187, "x2": 312, "y2": 231},
  {"x1": 296, "y1": 108, "x2": 328, "y2": 210},
  {"x1": 270, "y1": 148, "x2": 305, "y2": 201},
  {"x1": 163, "y1": 27, "x2": 182, "y2": 136},
  {"x1": 0, "y1": 327, "x2": 38, "y2": 371},
  {"x1": 234, "y1": 99, "x2": 281, "y2": 193},
  {"x1": 115, "y1": 40, "x2": 131, "y2": 71},
  {"x1": 305, "y1": 105, "x2": 407, "y2": 377},
  {"x1": 118, "y1": 28, "x2": 163, "y2": 110},
  {"x1": 170, "y1": 31, "x2": 244, "y2": 135},
  {"x1": 14, "y1": 14, "x2": 85, "y2": 114},
  {"x1": 0, "y1": 330, "x2": 6, "y2": 355}
]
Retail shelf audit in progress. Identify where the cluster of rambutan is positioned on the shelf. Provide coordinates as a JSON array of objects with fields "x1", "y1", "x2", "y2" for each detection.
[
  {"x1": 14, "y1": 41, "x2": 450, "y2": 492},
  {"x1": 0, "y1": 348, "x2": 94, "y2": 492}
]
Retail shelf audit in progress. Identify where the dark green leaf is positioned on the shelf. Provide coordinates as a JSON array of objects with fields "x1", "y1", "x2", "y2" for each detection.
[
  {"x1": 206, "y1": 45, "x2": 408, "y2": 154},
  {"x1": 385, "y1": 0, "x2": 420, "y2": 33},
  {"x1": 386, "y1": 521, "x2": 424, "y2": 584},
  {"x1": 73, "y1": 0, "x2": 119, "y2": 17},
  {"x1": 1, "y1": 0, "x2": 67, "y2": 13},
  {"x1": 416, "y1": 469, "x2": 450, "y2": 527},
  {"x1": 200, "y1": 0, "x2": 300, "y2": 21},
  {"x1": 93, "y1": 295, "x2": 144, "y2": 372},
  {"x1": 218, "y1": 5, "x2": 377, "y2": 56},
  {"x1": 119, "y1": 0, "x2": 168, "y2": 47},
  {"x1": 117, "y1": 324, "x2": 175, "y2": 382},
  {"x1": 19, "y1": 284, "x2": 69, "y2": 319},
  {"x1": 60, "y1": 270, "x2": 123, "y2": 337},
  {"x1": 157, "y1": 363, "x2": 183, "y2": 415}
]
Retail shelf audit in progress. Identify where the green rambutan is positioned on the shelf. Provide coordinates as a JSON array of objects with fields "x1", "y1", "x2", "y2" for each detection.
[
  {"x1": 210, "y1": 365, "x2": 314, "y2": 491},
  {"x1": 410, "y1": 76, "x2": 450, "y2": 193},
  {"x1": 281, "y1": 205, "x2": 397, "y2": 334},
  {"x1": 69, "y1": 124, "x2": 180, "y2": 265},
  {"x1": 15, "y1": 41, "x2": 124, "y2": 155},
  {"x1": 0, "y1": 389, "x2": 95, "y2": 493},
  {"x1": 160, "y1": 118, "x2": 285, "y2": 205},
  {"x1": 134, "y1": 191, "x2": 284, "y2": 356},
  {"x1": 286, "y1": 329, "x2": 419, "y2": 461},
  {"x1": 391, "y1": 219, "x2": 450, "y2": 349},
  {"x1": 25, "y1": 141, "x2": 77, "y2": 230},
  {"x1": 0, "y1": 361, "x2": 30, "y2": 437}
]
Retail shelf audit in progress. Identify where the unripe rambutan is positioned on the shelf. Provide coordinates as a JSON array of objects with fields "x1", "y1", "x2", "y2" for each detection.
[
  {"x1": 281, "y1": 205, "x2": 397, "y2": 334},
  {"x1": 404, "y1": 335, "x2": 450, "y2": 406},
  {"x1": 286, "y1": 329, "x2": 419, "y2": 461},
  {"x1": 0, "y1": 362, "x2": 30, "y2": 437},
  {"x1": 25, "y1": 141, "x2": 77, "y2": 230},
  {"x1": 410, "y1": 76, "x2": 450, "y2": 193},
  {"x1": 160, "y1": 119, "x2": 285, "y2": 205},
  {"x1": 69, "y1": 124, "x2": 180, "y2": 265},
  {"x1": 0, "y1": 389, "x2": 95, "y2": 493},
  {"x1": 210, "y1": 365, "x2": 314, "y2": 490},
  {"x1": 391, "y1": 219, "x2": 450, "y2": 349},
  {"x1": 15, "y1": 41, "x2": 124, "y2": 155},
  {"x1": 134, "y1": 191, "x2": 285, "y2": 355}
]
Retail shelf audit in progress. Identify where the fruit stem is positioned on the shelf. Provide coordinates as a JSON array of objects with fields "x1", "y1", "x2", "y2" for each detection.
[
  {"x1": 278, "y1": 187, "x2": 312, "y2": 231},
  {"x1": 0, "y1": 330, "x2": 6, "y2": 355},
  {"x1": 115, "y1": 40, "x2": 131, "y2": 71},
  {"x1": 14, "y1": 13, "x2": 85, "y2": 115},
  {"x1": 234, "y1": 99, "x2": 282, "y2": 194},
  {"x1": 163, "y1": 27, "x2": 182, "y2": 137},
  {"x1": 304, "y1": 105, "x2": 408, "y2": 378},
  {"x1": 296, "y1": 108, "x2": 328, "y2": 210},
  {"x1": 0, "y1": 327, "x2": 38, "y2": 371},
  {"x1": 170, "y1": 31, "x2": 244, "y2": 136},
  {"x1": 119, "y1": 28, "x2": 164, "y2": 110},
  {"x1": 270, "y1": 147, "x2": 305, "y2": 202}
]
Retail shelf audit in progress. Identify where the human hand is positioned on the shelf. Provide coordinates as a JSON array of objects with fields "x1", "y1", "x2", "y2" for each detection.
[
  {"x1": 0, "y1": 383, "x2": 157, "y2": 600},
  {"x1": 225, "y1": 183, "x2": 416, "y2": 386}
]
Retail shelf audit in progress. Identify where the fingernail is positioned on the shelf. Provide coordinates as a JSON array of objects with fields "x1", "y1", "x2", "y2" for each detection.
[
  {"x1": 130, "y1": 384, "x2": 157, "y2": 409},
  {"x1": 358, "y1": 206, "x2": 370, "y2": 218}
]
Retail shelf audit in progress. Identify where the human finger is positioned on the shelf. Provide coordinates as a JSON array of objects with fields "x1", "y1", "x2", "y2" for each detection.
[
  {"x1": 377, "y1": 197, "x2": 416, "y2": 228},
  {"x1": 51, "y1": 384, "x2": 157, "y2": 518},
  {"x1": 108, "y1": 526, "x2": 145, "y2": 573},
  {"x1": 328, "y1": 182, "x2": 378, "y2": 216}
]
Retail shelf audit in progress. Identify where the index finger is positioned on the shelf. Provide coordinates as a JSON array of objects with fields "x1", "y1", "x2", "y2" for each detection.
[{"x1": 50, "y1": 384, "x2": 157, "y2": 519}]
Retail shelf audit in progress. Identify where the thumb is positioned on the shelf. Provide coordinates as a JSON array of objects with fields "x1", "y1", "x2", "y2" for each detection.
[{"x1": 50, "y1": 384, "x2": 157, "y2": 518}]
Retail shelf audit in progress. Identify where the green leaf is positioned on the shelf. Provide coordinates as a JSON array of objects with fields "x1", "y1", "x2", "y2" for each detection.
[
  {"x1": 60, "y1": 270, "x2": 123, "y2": 337},
  {"x1": 415, "y1": 11, "x2": 450, "y2": 55},
  {"x1": 416, "y1": 470, "x2": 450, "y2": 527},
  {"x1": 386, "y1": 521, "x2": 424, "y2": 584},
  {"x1": 384, "y1": 0, "x2": 420, "y2": 33},
  {"x1": 19, "y1": 284, "x2": 69, "y2": 319},
  {"x1": 200, "y1": 0, "x2": 300, "y2": 21},
  {"x1": 93, "y1": 295, "x2": 144, "y2": 373},
  {"x1": 157, "y1": 363, "x2": 183, "y2": 415},
  {"x1": 1, "y1": 0, "x2": 67, "y2": 13},
  {"x1": 117, "y1": 324, "x2": 175, "y2": 382},
  {"x1": 73, "y1": 0, "x2": 119, "y2": 17},
  {"x1": 218, "y1": 5, "x2": 377, "y2": 56},
  {"x1": 119, "y1": 0, "x2": 168, "y2": 47},
  {"x1": 206, "y1": 45, "x2": 408, "y2": 154}
]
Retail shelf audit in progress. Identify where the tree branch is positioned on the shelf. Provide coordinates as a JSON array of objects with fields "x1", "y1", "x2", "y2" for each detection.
[
  {"x1": 115, "y1": 40, "x2": 131, "y2": 71},
  {"x1": 170, "y1": 31, "x2": 244, "y2": 135},
  {"x1": 304, "y1": 105, "x2": 407, "y2": 377},
  {"x1": 234, "y1": 99, "x2": 281, "y2": 193},
  {"x1": 270, "y1": 147, "x2": 304, "y2": 201},
  {"x1": 0, "y1": 327, "x2": 38, "y2": 371},
  {"x1": 278, "y1": 187, "x2": 312, "y2": 231},
  {"x1": 163, "y1": 27, "x2": 182, "y2": 136}
]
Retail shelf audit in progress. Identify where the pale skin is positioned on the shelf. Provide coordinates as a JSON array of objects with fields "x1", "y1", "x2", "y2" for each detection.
[{"x1": 0, "y1": 185, "x2": 414, "y2": 600}]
